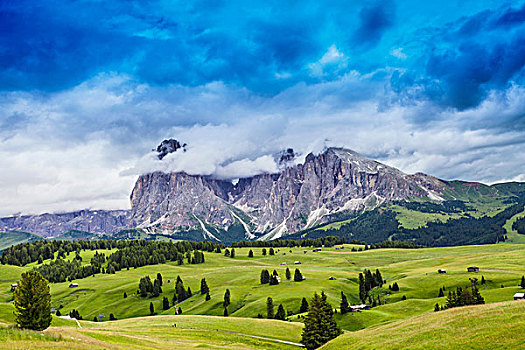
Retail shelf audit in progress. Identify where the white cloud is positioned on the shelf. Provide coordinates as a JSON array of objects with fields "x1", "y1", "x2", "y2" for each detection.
[
  {"x1": 390, "y1": 47, "x2": 407, "y2": 59},
  {"x1": 0, "y1": 72, "x2": 524, "y2": 216},
  {"x1": 308, "y1": 45, "x2": 349, "y2": 78}
]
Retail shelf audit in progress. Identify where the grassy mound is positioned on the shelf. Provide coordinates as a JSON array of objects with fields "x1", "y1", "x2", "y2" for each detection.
[{"x1": 323, "y1": 300, "x2": 525, "y2": 349}]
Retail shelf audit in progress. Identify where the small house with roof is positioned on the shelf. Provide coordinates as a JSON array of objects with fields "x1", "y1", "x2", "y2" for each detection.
[
  {"x1": 438, "y1": 269, "x2": 446, "y2": 274},
  {"x1": 467, "y1": 266, "x2": 479, "y2": 273},
  {"x1": 514, "y1": 293, "x2": 525, "y2": 300},
  {"x1": 69, "y1": 282, "x2": 79, "y2": 288}
]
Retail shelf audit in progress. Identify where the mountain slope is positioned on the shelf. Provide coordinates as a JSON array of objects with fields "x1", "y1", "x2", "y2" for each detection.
[
  {"x1": 0, "y1": 210, "x2": 129, "y2": 238},
  {"x1": 323, "y1": 301, "x2": 525, "y2": 350},
  {"x1": 129, "y1": 148, "x2": 451, "y2": 241}
]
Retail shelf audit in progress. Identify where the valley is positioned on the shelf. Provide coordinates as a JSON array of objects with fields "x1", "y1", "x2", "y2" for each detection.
[{"x1": 1, "y1": 243, "x2": 524, "y2": 349}]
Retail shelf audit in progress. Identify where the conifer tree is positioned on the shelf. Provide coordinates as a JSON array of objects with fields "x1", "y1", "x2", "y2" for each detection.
[
  {"x1": 521, "y1": 276, "x2": 525, "y2": 289},
  {"x1": 157, "y1": 273, "x2": 163, "y2": 286},
  {"x1": 286, "y1": 267, "x2": 291, "y2": 280},
  {"x1": 230, "y1": 248, "x2": 235, "y2": 258},
  {"x1": 340, "y1": 291, "x2": 350, "y2": 314},
  {"x1": 375, "y1": 269, "x2": 383, "y2": 287},
  {"x1": 224, "y1": 249, "x2": 230, "y2": 257},
  {"x1": 300, "y1": 297, "x2": 309, "y2": 313},
  {"x1": 205, "y1": 292, "x2": 211, "y2": 301},
  {"x1": 200, "y1": 278, "x2": 209, "y2": 295},
  {"x1": 438, "y1": 287, "x2": 444, "y2": 297},
  {"x1": 301, "y1": 292, "x2": 342, "y2": 349},
  {"x1": 248, "y1": 250, "x2": 254, "y2": 257},
  {"x1": 434, "y1": 303, "x2": 440, "y2": 312},
  {"x1": 223, "y1": 289, "x2": 231, "y2": 308},
  {"x1": 149, "y1": 302, "x2": 155, "y2": 315},
  {"x1": 270, "y1": 274, "x2": 280, "y2": 285},
  {"x1": 269, "y1": 248, "x2": 275, "y2": 255},
  {"x1": 123, "y1": 292, "x2": 127, "y2": 298},
  {"x1": 260, "y1": 269, "x2": 270, "y2": 284},
  {"x1": 262, "y1": 248, "x2": 267, "y2": 256},
  {"x1": 294, "y1": 268, "x2": 304, "y2": 282},
  {"x1": 14, "y1": 271, "x2": 52, "y2": 331},
  {"x1": 176, "y1": 279, "x2": 187, "y2": 302},
  {"x1": 162, "y1": 297, "x2": 170, "y2": 310},
  {"x1": 152, "y1": 278, "x2": 162, "y2": 297},
  {"x1": 481, "y1": 276, "x2": 485, "y2": 285},
  {"x1": 266, "y1": 297, "x2": 274, "y2": 319},
  {"x1": 275, "y1": 304, "x2": 286, "y2": 320},
  {"x1": 178, "y1": 307, "x2": 182, "y2": 314},
  {"x1": 224, "y1": 307, "x2": 229, "y2": 316}
]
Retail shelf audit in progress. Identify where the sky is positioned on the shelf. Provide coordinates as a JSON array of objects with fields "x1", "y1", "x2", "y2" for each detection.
[{"x1": 0, "y1": 0, "x2": 524, "y2": 216}]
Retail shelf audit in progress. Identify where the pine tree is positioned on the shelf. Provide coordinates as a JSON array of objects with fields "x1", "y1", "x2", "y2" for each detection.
[
  {"x1": 230, "y1": 248, "x2": 235, "y2": 258},
  {"x1": 340, "y1": 291, "x2": 350, "y2": 314},
  {"x1": 260, "y1": 269, "x2": 270, "y2": 284},
  {"x1": 438, "y1": 288, "x2": 444, "y2": 297},
  {"x1": 109, "y1": 313, "x2": 116, "y2": 321},
  {"x1": 56, "y1": 309, "x2": 61, "y2": 317},
  {"x1": 521, "y1": 276, "x2": 525, "y2": 289},
  {"x1": 269, "y1": 248, "x2": 275, "y2": 255},
  {"x1": 300, "y1": 297, "x2": 309, "y2": 313},
  {"x1": 223, "y1": 289, "x2": 231, "y2": 308},
  {"x1": 294, "y1": 268, "x2": 304, "y2": 282},
  {"x1": 269, "y1": 274, "x2": 279, "y2": 285},
  {"x1": 375, "y1": 269, "x2": 383, "y2": 287},
  {"x1": 266, "y1": 297, "x2": 274, "y2": 319},
  {"x1": 286, "y1": 267, "x2": 291, "y2": 280},
  {"x1": 275, "y1": 304, "x2": 286, "y2": 320},
  {"x1": 200, "y1": 278, "x2": 209, "y2": 295},
  {"x1": 178, "y1": 307, "x2": 182, "y2": 314},
  {"x1": 301, "y1": 292, "x2": 342, "y2": 349},
  {"x1": 391, "y1": 282, "x2": 399, "y2": 291},
  {"x1": 262, "y1": 248, "x2": 267, "y2": 256},
  {"x1": 224, "y1": 249, "x2": 230, "y2": 257},
  {"x1": 223, "y1": 307, "x2": 229, "y2": 316},
  {"x1": 248, "y1": 250, "x2": 254, "y2": 257},
  {"x1": 176, "y1": 279, "x2": 187, "y2": 302},
  {"x1": 162, "y1": 297, "x2": 170, "y2": 310},
  {"x1": 187, "y1": 287, "x2": 192, "y2": 297},
  {"x1": 152, "y1": 278, "x2": 162, "y2": 297},
  {"x1": 14, "y1": 271, "x2": 52, "y2": 331},
  {"x1": 481, "y1": 276, "x2": 485, "y2": 285},
  {"x1": 434, "y1": 303, "x2": 440, "y2": 312},
  {"x1": 205, "y1": 292, "x2": 211, "y2": 301},
  {"x1": 123, "y1": 292, "x2": 127, "y2": 298},
  {"x1": 157, "y1": 273, "x2": 163, "y2": 286},
  {"x1": 149, "y1": 302, "x2": 155, "y2": 315}
]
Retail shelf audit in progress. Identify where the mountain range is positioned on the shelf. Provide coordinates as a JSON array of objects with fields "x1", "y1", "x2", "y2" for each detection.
[{"x1": 2, "y1": 144, "x2": 524, "y2": 245}]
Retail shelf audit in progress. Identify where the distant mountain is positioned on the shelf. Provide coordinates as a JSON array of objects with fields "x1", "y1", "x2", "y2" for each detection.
[
  {"x1": 128, "y1": 147, "x2": 524, "y2": 242},
  {"x1": 0, "y1": 210, "x2": 129, "y2": 238},
  {"x1": 1, "y1": 147, "x2": 524, "y2": 245}
]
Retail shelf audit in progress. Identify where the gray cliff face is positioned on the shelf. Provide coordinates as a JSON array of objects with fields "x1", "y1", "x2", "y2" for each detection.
[
  {"x1": 129, "y1": 148, "x2": 448, "y2": 240},
  {"x1": 0, "y1": 210, "x2": 129, "y2": 238}
]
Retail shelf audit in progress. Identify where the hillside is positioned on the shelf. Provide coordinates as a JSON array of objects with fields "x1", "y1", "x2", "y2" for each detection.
[
  {"x1": 0, "y1": 231, "x2": 42, "y2": 252},
  {"x1": 323, "y1": 300, "x2": 525, "y2": 350}
]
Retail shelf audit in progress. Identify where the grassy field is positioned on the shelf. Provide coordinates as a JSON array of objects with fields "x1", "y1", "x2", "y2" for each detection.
[
  {"x1": 1, "y1": 243, "x2": 525, "y2": 349},
  {"x1": 0, "y1": 315, "x2": 303, "y2": 349},
  {"x1": 323, "y1": 300, "x2": 525, "y2": 349},
  {"x1": 502, "y1": 205, "x2": 525, "y2": 244}
]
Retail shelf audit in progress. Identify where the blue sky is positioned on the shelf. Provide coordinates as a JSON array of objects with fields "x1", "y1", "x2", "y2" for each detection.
[{"x1": 0, "y1": 0, "x2": 524, "y2": 215}]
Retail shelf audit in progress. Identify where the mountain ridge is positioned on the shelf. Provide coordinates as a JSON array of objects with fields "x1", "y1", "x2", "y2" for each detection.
[{"x1": 1, "y1": 147, "x2": 524, "y2": 243}]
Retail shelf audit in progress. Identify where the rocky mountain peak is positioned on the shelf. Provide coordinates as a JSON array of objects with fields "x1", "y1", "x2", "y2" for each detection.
[
  {"x1": 128, "y1": 146, "x2": 450, "y2": 241},
  {"x1": 155, "y1": 139, "x2": 187, "y2": 160}
]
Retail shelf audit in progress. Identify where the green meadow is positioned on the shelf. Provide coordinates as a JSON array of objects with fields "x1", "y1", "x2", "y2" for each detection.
[{"x1": 1, "y1": 243, "x2": 524, "y2": 349}]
